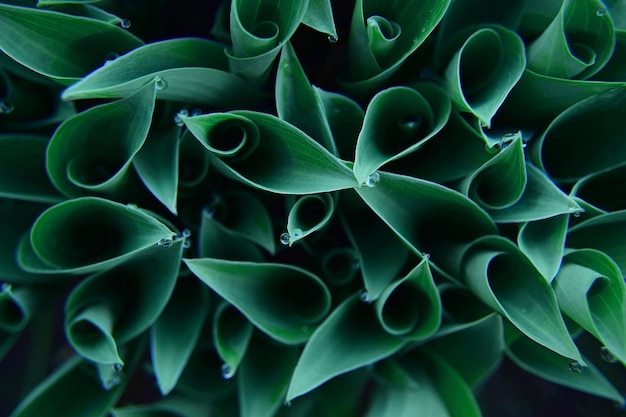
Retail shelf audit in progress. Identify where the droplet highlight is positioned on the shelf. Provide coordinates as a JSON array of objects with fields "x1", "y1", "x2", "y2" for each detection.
[
  {"x1": 280, "y1": 232, "x2": 291, "y2": 245},
  {"x1": 154, "y1": 77, "x2": 168, "y2": 91},
  {"x1": 366, "y1": 172, "x2": 380, "y2": 188},
  {"x1": 292, "y1": 228, "x2": 303, "y2": 239},
  {"x1": 182, "y1": 239, "x2": 192, "y2": 249},
  {"x1": 359, "y1": 290, "x2": 371, "y2": 303},
  {"x1": 182, "y1": 229, "x2": 191, "y2": 238},
  {"x1": 112, "y1": 363, "x2": 124, "y2": 372},
  {"x1": 174, "y1": 109, "x2": 189, "y2": 126},
  {"x1": 597, "y1": 8, "x2": 606, "y2": 16},
  {"x1": 423, "y1": 253, "x2": 431, "y2": 261},
  {"x1": 568, "y1": 360, "x2": 585, "y2": 373},
  {"x1": 284, "y1": 401, "x2": 292, "y2": 408},
  {"x1": 0, "y1": 100, "x2": 14, "y2": 115},
  {"x1": 328, "y1": 35, "x2": 338, "y2": 43},
  {"x1": 221, "y1": 363, "x2": 235, "y2": 379},
  {"x1": 157, "y1": 237, "x2": 173, "y2": 248},
  {"x1": 601, "y1": 346, "x2": 618, "y2": 363},
  {"x1": 120, "y1": 18, "x2": 131, "y2": 29}
]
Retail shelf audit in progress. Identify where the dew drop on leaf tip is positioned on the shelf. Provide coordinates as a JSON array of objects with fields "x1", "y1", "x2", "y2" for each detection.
[
  {"x1": 359, "y1": 290, "x2": 371, "y2": 303},
  {"x1": 155, "y1": 77, "x2": 168, "y2": 91},
  {"x1": 120, "y1": 19, "x2": 131, "y2": 29},
  {"x1": 280, "y1": 232, "x2": 291, "y2": 245},
  {"x1": 113, "y1": 363, "x2": 123, "y2": 372},
  {"x1": 365, "y1": 172, "x2": 380, "y2": 187},
  {"x1": 601, "y1": 346, "x2": 618, "y2": 363},
  {"x1": 157, "y1": 237, "x2": 174, "y2": 248},
  {"x1": 328, "y1": 35, "x2": 338, "y2": 43},
  {"x1": 220, "y1": 363, "x2": 234, "y2": 379},
  {"x1": 174, "y1": 109, "x2": 188, "y2": 126},
  {"x1": 597, "y1": 8, "x2": 606, "y2": 17},
  {"x1": 568, "y1": 360, "x2": 585, "y2": 373}
]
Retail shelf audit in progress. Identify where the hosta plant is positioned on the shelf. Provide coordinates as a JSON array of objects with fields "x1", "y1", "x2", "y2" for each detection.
[{"x1": 1, "y1": 0, "x2": 626, "y2": 416}]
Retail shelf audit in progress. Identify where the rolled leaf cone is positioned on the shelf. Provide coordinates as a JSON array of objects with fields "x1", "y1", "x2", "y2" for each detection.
[
  {"x1": 0, "y1": 284, "x2": 44, "y2": 333},
  {"x1": 177, "y1": 130, "x2": 211, "y2": 188},
  {"x1": 342, "y1": 0, "x2": 451, "y2": 96},
  {"x1": 442, "y1": 25, "x2": 526, "y2": 128},
  {"x1": 227, "y1": 0, "x2": 308, "y2": 85},
  {"x1": 151, "y1": 276, "x2": 209, "y2": 395},
  {"x1": 286, "y1": 193, "x2": 335, "y2": 246},
  {"x1": 0, "y1": 3, "x2": 142, "y2": 83},
  {"x1": 181, "y1": 111, "x2": 358, "y2": 194},
  {"x1": 425, "y1": 314, "x2": 504, "y2": 388},
  {"x1": 385, "y1": 110, "x2": 492, "y2": 184},
  {"x1": 47, "y1": 80, "x2": 156, "y2": 198},
  {"x1": 0, "y1": 135, "x2": 64, "y2": 204},
  {"x1": 461, "y1": 235, "x2": 583, "y2": 363},
  {"x1": 552, "y1": 249, "x2": 626, "y2": 365},
  {"x1": 526, "y1": 0, "x2": 615, "y2": 80},
  {"x1": 20, "y1": 197, "x2": 174, "y2": 274},
  {"x1": 505, "y1": 323, "x2": 624, "y2": 403},
  {"x1": 276, "y1": 42, "x2": 338, "y2": 155},
  {"x1": 340, "y1": 190, "x2": 409, "y2": 301},
  {"x1": 517, "y1": 214, "x2": 568, "y2": 282},
  {"x1": 213, "y1": 302, "x2": 253, "y2": 380},
  {"x1": 319, "y1": 247, "x2": 360, "y2": 286},
  {"x1": 62, "y1": 38, "x2": 265, "y2": 108},
  {"x1": 238, "y1": 334, "x2": 299, "y2": 417},
  {"x1": 65, "y1": 238, "x2": 183, "y2": 365},
  {"x1": 459, "y1": 136, "x2": 526, "y2": 210},
  {"x1": 9, "y1": 337, "x2": 145, "y2": 417},
  {"x1": 374, "y1": 260, "x2": 440, "y2": 340},
  {"x1": 353, "y1": 83, "x2": 451, "y2": 184},
  {"x1": 572, "y1": 164, "x2": 626, "y2": 212},
  {"x1": 184, "y1": 258, "x2": 331, "y2": 345},
  {"x1": 488, "y1": 163, "x2": 582, "y2": 223},
  {"x1": 354, "y1": 170, "x2": 496, "y2": 276},
  {"x1": 531, "y1": 87, "x2": 626, "y2": 182},
  {"x1": 286, "y1": 294, "x2": 406, "y2": 401}
]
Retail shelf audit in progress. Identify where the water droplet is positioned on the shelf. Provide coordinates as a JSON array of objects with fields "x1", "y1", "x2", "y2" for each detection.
[
  {"x1": 568, "y1": 360, "x2": 585, "y2": 373},
  {"x1": 103, "y1": 52, "x2": 119, "y2": 66},
  {"x1": 113, "y1": 363, "x2": 124, "y2": 372},
  {"x1": 120, "y1": 18, "x2": 131, "y2": 29},
  {"x1": 423, "y1": 253, "x2": 431, "y2": 260},
  {"x1": 573, "y1": 211, "x2": 581, "y2": 218},
  {"x1": 126, "y1": 203, "x2": 137, "y2": 209},
  {"x1": 0, "y1": 100, "x2": 14, "y2": 115},
  {"x1": 292, "y1": 228, "x2": 303, "y2": 239},
  {"x1": 182, "y1": 229, "x2": 191, "y2": 238},
  {"x1": 221, "y1": 363, "x2": 235, "y2": 379},
  {"x1": 174, "y1": 109, "x2": 189, "y2": 126},
  {"x1": 284, "y1": 401, "x2": 292, "y2": 408},
  {"x1": 1, "y1": 282, "x2": 11, "y2": 292},
  {"x1": 597, "y1": 8, "x2": 606, "y2": 17},
  {"x1": 366, "y1": 172, "x2": 380, "y2": 187},
  {"x1": 157, "y1": 237, "x2": 173, "y2": 248},
  {"x1": 155, "y1": 77, "x2": 168, "y2": 91},
  {"x1": 182, "y1": 239, "x2": 192, "y2": 249},
  {"x1": 328, "y1": 35, "x2": 338, "y2": 43},
  {"x1": 280, "y1": 232, "x2": 291, "y2": 245},
  {"x1": 359, "y1": 290, "x2": 371, "y2": 303},
  {"x1": 102, "y1": 375, "x2": 121, "y2": 390},
  {"x1": 601, "y1": 346, "x2": 618, "y2": 363},
  {"x1": 191, "y1": 108, "x2": 202, "y2": 116}
]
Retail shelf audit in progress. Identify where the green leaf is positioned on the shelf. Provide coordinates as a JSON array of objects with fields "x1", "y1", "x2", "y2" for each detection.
[
  {"x1": 532, "y1": 87, "x2": 626, "y2": 182},
  {"x1": 488, "y1": 163, "x2": 581, "y2": 223},
  {"x1": 239, "y1": 335, "x2": 299, "y2": 417},
  {"x1": 276, "y1": 42, "x2": 337, "y2": 154},
  {"x1": 286, "y1": 294, "x2": 406, "y2": 401},
  {"x1": 353, "y1": 84, "x2": 451, "y2": 184},
  {"x1": 567, "y1": 210, "x2": 626, "y2": 274},
  {"x1": 506, "y1": 325, "x2": 624, "y2": 403},
  {"x1": 0, "y1": 3, "x2": 142, "y2": 83},
  {"x1": 182, "y1": 111, "x2": 358, "y2": 194},
  {"x1": 227, "y1": 0, "x2": 309, "y2": 84},
  {"x1": 0, "y1": 135, "x2": 63, "y2": 203},
  {"x1": 302, "y1": 0, "x2": 337, "y2": 38},
  {"x1": 65, "y1": 239, "x2": 183, "y2": 364},
  {"x1": 572, "y1": 164, "x2": 626, "y2": 211},
  {"x1": 460, "y1": 136, "x2": 526, "y2": 210},
  {"x1": 38, "y1": 1, "x2": 101, "y2": 6},
  {"x1": 111, "y1": 396, "x2": 213, "y2": 417},
  {"x1": 316, "y1": 88, "x2": 364, "y2": 161},
  {"x1": 518, "y1": 214, "x2": 568, "y2": 281},
  {"x1": 553, "y1": 249, "x2": 626, "y2": 365},
  {"x1": 47, "y1": 80, "x2": 156, "y2": 198},
  {"x1": 286, "y1": 193, "x2": 334, "y2": 246},
  {"x1": 213, "y1": 302, "x2": 253, "y2": 378},
  {"x1": 0, "y1": 284, "x2": 43, "y2": 333},
  {"x1": 151, "y1": 276, "x2": 209, "y2": 395},
  {"x1": 442, "y1": 25, "x2": 526, "y2": 128},
  {"x1": 178, "y1": 130, "x2": 211, "y2": 188},
  {"x1": 343, "y1": 0, "x2": 452, "y2": 95},
  {"x1": 526, "y1": 0, "x2": 615, "y2": 80},
  {"x1": 61, "y1": 37, "x2": 265, "y2": 108},
  {"x1": 374, "y1": 260, "x2": 441, "y2": 340},
  {"x1": 354, "y1": 170, "x2": 496, "y2": 274},
  {"x1": 461, "y1": 235, "x2": 583, "y2": 362},
  {"x1": 20, "y1": 197, "x2": 174, "y2": 274},
  {"x1": 184, "y1": 258, "x2": 331, "y2": 345},
  {"x1": 595, "y1": 29, "x2": 626, "y2": 81}
]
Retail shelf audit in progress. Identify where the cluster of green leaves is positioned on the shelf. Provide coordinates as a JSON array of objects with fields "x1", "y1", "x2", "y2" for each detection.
[{"x1": 1, "y1": 0, "x2": 626, "y2": 416}]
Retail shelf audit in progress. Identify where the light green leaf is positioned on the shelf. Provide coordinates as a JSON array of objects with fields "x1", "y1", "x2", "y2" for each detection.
[
  {"x1": 518, "y1": 214, "x2": 568, "y2": 281},
  {"x1": 286, "y1": 294, "x2": 406, "y2": 401},
  {"x1": 353, "y1": 84, "x2": 451, "y2": 184},
  {"x1": 0, "y1": 284, "x2": 43, "y2": 333},
  {"x1": 182, "y1": 111, "x2": 358, "y2": 194},
  {"x1": 0, "y1": 3, "x2": 142, "y2": 83},
  {"x1": 461, "y1": 235, "x2": 583, "y2": 362},
  {"x1": 213, "y1": 302, "x2": 253, "y2": 379},
  {"x1": 47, "y1": 80, "x2": 156, "y2": 198},
  {"x1": 286, "y1": 193, "x2": 334, "y2": 246},
  {"x1": 185, "y1": 258, "x2": 331, "y2": 345},
  {"x1": 302, "y1": 0, "x2": 337, "y2": 38},
  {"x1": 151, "y1": 276, "x2": 209, "y2": 395}
]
